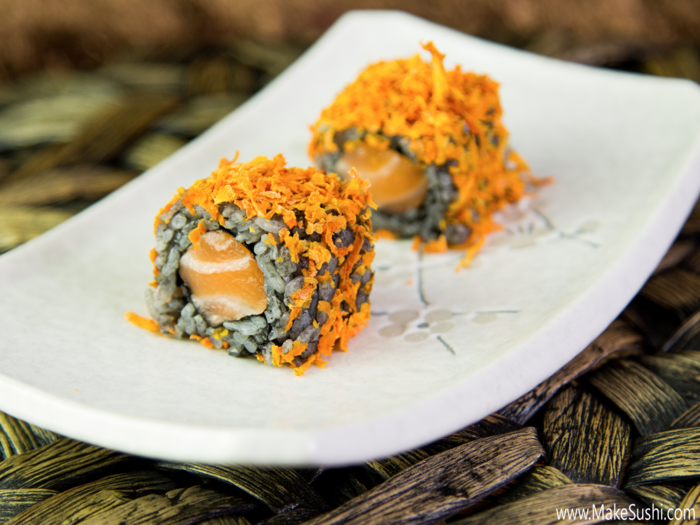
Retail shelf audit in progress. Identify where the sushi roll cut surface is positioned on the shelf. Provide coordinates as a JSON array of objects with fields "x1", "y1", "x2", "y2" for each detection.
[
  {"x1": 128, "y1": 154, "x2": 376, "y2": 375},
  {"x1": 309, "y1": 42, "x2": 542, "y2": 255}
]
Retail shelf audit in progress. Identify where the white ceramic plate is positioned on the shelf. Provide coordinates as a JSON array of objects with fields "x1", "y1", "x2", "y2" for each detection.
[{"x1": 1, "y1": 10, "x2": 700, "y2": 466}]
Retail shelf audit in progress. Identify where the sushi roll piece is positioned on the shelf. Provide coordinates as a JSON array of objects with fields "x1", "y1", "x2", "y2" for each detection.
[
  {"x1": 127, "y1": 154, "x2": 376, "y2": 375},
  {"x1": 309, "y1": 42, "x2": 538, "y2": 256}
]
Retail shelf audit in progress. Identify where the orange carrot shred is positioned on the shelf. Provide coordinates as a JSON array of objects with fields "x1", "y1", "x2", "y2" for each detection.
[
  {"x1": 424, "y1": 235, "x2": 448, "y2": 253},
  {"x1": 187, "y1": 222, "x2": 207, "y2": 248},
  {"x1": 124, "y1": 312, "x2": 159, "y2": 332},
  {"x1": 199, "y1": 338, "x2": 215, "y2": 349},
  {"x1": 376, "y1": 229, "x2": 398, "y2": 240}
]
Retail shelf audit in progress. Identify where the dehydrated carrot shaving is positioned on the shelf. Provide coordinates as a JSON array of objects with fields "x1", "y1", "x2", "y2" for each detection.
[
  {"x1": 309, "y1": 42, "x2": 548, "y2": 256},
  {"x1": 293, "y1": 353, "x2": 322, "y2": 376},
  {"x1": 459, "y1": 237, "x2": 486, "y2": 269},
  {"x1": 189, "y1": 334, "x2": 217, "y2": 349},
  {"x1": 424, "y1": 235, "x2": 448, "y2": 253},
  {"x1": 291, "y1": 283, "x2": 316, "y2": 307},
  {"x1": 187, "y1": 222, "x2": 207, "y2": 248},
  {"x1": 271, "y1": 340, "x2": 308, "y2": 367},
  {"x1": 199, "y1": 338, "x2": 215, "y2": 349},
  {"x1": 286, "y1": 307, "x2": 302, "y2": 331},
  {"x1": 376, "y1": 229, "x2": 398, "y2": 240},
  {"x1": 124, "y1": 312, "x2": 159, "y2": 332}
]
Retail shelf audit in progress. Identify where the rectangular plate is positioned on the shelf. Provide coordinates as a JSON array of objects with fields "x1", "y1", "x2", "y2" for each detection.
[{"x1": 0, "y1": 10, "x2": 699, "y2": 465}]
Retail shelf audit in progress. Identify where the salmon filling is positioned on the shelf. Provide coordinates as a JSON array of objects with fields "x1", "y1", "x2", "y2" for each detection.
[
  {"x1": 335, "y1": 144, "x2": 427, "y2": 214},
  {"x1": 178, "y1": 230, "x2": 267, "y2": 326}
]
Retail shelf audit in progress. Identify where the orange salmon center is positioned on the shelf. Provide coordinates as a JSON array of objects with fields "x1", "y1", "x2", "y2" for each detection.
[
  {"x1": 178, "y1": 230, "x2": 267, "y2": 327},
  {"x1": 335, "y1": 144, "x2": 428, "y2": 213}
]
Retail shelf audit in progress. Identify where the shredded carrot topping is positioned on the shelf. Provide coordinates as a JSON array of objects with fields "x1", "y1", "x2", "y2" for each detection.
[
  {"x1": 149, "y1": 154, "x2": 375, "y2": 375},
  {"x1": 375, "y1": 229, "x2": 398, "y2": 240},
  {"x1": 423, "y1": 235, "x2": 448, "y2": 254},
  {"x1": 309, "y1": 42, "x2": 546, "y2": 254},
  {"x1": 294, "y1": 353, "x2": 326, "y2": 376},
  {"x1": 125, "y1": 312, "x2": 160, "y2": 332},
  {"x1": 187, "y1": 221, "x2": 207, "y2": 248}
]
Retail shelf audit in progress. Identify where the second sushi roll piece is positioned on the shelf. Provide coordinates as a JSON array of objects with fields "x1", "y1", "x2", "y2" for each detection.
[
  {"x1": 309, "y1": 42, "x2": 536, "y2": 255},
  {"x1": 132, "y1": 154, "x2": 375, "y2": 375}
]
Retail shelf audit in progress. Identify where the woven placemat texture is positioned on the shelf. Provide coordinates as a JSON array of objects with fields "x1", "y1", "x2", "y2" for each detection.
[
  {"x1": 0, "y1": 40, "x2": 699, "y2": 525},
  {"x1": 1, "y1": 0, "x2": 699, "y2": 83}
]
